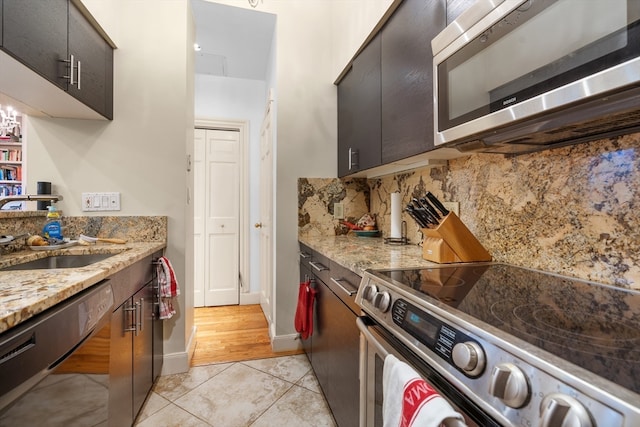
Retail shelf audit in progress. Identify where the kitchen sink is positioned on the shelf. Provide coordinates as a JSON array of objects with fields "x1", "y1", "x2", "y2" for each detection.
[{"x1": 1, "y1": 253, "x2": 117, "y2": 271}]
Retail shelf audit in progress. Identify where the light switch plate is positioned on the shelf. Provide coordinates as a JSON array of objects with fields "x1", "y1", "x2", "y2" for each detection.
[
  {"x1": 82, "y1": 192, "x2": 121, "y2": 211},
  {"x1": 334, "y1": 202, "x2": 344, "y2": 219}
]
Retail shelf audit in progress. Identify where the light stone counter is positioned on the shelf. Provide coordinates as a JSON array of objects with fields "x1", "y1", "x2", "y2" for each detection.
[
  {"x1": 0, "y1": 241, "x2": 166, "y2": 333},
  {"x1": 298, "y1": 234, "x2": 440, "y2": 276}
]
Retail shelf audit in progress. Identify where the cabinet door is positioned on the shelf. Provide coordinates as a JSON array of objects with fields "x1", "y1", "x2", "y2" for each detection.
[
  {"x1": 2, "y1": 0, "x2": 68, "y2": 89},
  {"x1": 68, "y1": 2, "x2": 114, "y2": 119},
  {"x1": 311, "y1": 276, "x2": 330, "y2": 395},
  {"x1": 109, "y1": 301, "x2": 134, "y2": 427},
  {"x1": 133, "y1": 283, "x2": 154, "y2": 419},
  {"x1": 381, "y1": 0, "x2": 446, "y2": 163},
  {"x1": 325, "y1": 289, "x2": 359, "y2": 427},
  {"x1": 337, "y1": 33, "x2": 382, "y2": 177}
]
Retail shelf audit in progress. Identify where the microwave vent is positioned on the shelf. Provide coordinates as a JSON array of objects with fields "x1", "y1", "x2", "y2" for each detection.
[{"x1": 452, "y1": 86, "x2": 640, "y2": 155}]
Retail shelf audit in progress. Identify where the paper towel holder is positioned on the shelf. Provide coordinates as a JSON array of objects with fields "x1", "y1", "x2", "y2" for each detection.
[{"x1": 384, "y1": 221, "x2": 408, "y2": 245}]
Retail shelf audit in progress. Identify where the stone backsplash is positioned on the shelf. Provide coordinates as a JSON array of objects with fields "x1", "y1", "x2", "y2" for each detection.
[
  {"x1": 298, "y1": 132, "x2": 640, "y2": 290},
  {"x1": 298, "y1": 177, "x2": 370, "y2": 236},
  {"x1": 0, "y1": 213, "x2": 166, "y2": 253}
]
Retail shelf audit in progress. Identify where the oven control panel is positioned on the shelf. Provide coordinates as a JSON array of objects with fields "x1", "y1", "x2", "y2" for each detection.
[{"x1": 392, "y1": 299, "x2": 486, "y2": 378}]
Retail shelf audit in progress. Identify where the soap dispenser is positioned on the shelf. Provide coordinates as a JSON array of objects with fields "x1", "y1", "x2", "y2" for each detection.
[{"x1": 43, "y1": 205, "x2": 63, "y2": 241}]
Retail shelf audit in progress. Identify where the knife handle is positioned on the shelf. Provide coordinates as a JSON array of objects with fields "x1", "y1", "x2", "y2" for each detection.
[
  {"x1": 426, "y1": 192, "x2": 450, "y2": 216},
  {"x1": 419, "y1": 197, "x2": 441, "y2": 219}
]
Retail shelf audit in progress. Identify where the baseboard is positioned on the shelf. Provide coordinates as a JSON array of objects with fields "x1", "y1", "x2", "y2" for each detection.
[
  {"x1": 271, "y1": 333, "x2": 303, "y2": 353},
  {"x1": 160, "y1": 325, "x2": 197, "y2": 375},
  {"x1": 240, "y1": 291, "x2": 260, "y2": 305}
]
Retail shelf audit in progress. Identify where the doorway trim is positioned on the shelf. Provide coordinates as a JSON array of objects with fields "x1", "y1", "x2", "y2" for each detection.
[{"x1": 194, "y1": 118, "x2": 253, "y2": 304}]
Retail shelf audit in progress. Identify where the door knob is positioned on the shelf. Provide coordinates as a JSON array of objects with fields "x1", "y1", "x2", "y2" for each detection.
[{"x1": 255, "y1": 222, "x2": 263, "y2": 228}]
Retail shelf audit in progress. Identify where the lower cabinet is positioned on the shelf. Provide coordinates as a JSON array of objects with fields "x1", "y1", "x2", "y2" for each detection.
[
  {"x1": 299, "y1": 243, "x2": 360, "y2": 427},
  {"x1": 109, "y1": 251, "x2": 163, "y2": 427}
]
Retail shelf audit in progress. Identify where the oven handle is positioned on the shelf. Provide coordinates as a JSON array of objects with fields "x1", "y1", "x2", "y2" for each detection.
[
  {"x1": 357, "y1": 317, "x2": 390, "y2": 357},
  {"x1": 356, "y1": 317, "x2": 469, "y2": 427}
]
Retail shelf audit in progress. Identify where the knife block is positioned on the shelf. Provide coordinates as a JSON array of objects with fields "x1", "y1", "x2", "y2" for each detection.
[{"x1": 421, "y1": 212, "x2": 491, "y2": 263}]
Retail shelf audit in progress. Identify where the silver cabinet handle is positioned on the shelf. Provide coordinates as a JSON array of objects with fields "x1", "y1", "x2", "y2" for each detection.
[
  {"x1": 70, "y1": 54, "x2": 75, "y2": 86},
  {"x1": 134, "y1": 301, "x2": 141, "y2": 336},
  {"x1": 77, "y1": 60, "x2": 81, "y2": 90},
  {"x1": 62, "y1": 54, "x2": 75, "y2": 86},
  {"x1": 138, "y1": 298, "x2": 144, "y2": 333},
  {"x1": 124, "y1": 301, "x2": 137, "y2": 333},
  {"x1": 309, "y1": 261, "x2": 328, "y2": 272},
  {"x1": 348, "y1": 148, "x2": 359, "y2": 170},
  {"x1": 299, "y1": 252, "x2": 311, "y2": 259},
  {"x1": 330, "y1": 277, "x2": 356, "y2": 296}
]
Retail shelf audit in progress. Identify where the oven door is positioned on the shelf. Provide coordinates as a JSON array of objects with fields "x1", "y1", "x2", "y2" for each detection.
[{"x1": 357, "y1": 317, "x2": 500, "y2": 427}]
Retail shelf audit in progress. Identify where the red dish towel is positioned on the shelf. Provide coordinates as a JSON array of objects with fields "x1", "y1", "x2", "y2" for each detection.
[
  {"x1": 157, "y1": 256, "x2": 180, "y2": 320},
  {"x1": 294, "y1": 280, "x2": 316, "y2": 339},
  {"x1": 383, "y1": 354, "x2": 465, "y2": 427}
]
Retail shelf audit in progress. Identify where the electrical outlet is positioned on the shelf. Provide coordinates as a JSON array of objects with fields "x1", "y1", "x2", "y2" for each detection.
[
  {"x1": 334, "y1": 202, "x2": 344, "y2": 219},
  {"x1": 82, "y1": 192, "x2": 121, "y2": 211},
  {"x1": 442, "y1": 201, "x2": 459, "y2": 216}
]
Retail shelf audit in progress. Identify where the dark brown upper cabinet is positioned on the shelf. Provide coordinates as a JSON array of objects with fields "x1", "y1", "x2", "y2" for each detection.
[
  {"x1": 337, "y1": 33, "x2": 382, "y2": 177},
  {"x1": 1, "y1": 0, "x2": 113, "y2": 119},
  {"x1": 2, "y1": 0, "x2": 69, "y2": 90},
  {"x1": 68, "y1": 4, "x2": 114, "y2": 119},
  {"x1": 337, "y1": 0, "x2": 447, "y2": 177},
  {"x1": 381, "y1": 0, "x2": 445, "y2": 164}
]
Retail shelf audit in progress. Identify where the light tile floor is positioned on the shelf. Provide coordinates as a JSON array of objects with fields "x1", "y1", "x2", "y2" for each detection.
[{"x1": 134, "y1": 354, "x2": 337, "y2": 427}]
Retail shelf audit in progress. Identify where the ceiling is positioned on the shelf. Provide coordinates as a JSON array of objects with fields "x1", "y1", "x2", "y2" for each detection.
[{"x1": 191, "y1": 0, "x2": 276, "y2": 81}]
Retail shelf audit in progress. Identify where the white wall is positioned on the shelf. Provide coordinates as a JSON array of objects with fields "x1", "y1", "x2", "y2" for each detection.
[
  {"x1": 25, "y1": 0, "x2": 195, "y2": 374},
  {"x1": 194, "y1": 74, "x2": 267, "y2": 295},
  {"x1": 330, "y1": 0, "x2": 396, "y2": 80}
]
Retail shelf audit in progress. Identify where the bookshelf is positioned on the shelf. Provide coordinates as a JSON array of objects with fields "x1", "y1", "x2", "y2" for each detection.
[{"x1": 0, "y1": 137, "x2": 23, "y2": 198}]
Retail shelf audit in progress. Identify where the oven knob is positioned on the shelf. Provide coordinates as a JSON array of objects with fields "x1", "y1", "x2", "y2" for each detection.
[
  {"x1": 488, "y1": 363, "x2": 529, "y2": 408},
  {"x1": 372, "y1": 291, "x2": 391, "y2": 312},
  {"x1": 362, "y1": 284, "x2": 378, "y2": 302},
  {"x1": 540, "y1": 393, "x2": 593, "y2": 427},
  {"x1": 452, "y1": 342, "x2": 485, "y2": 376}
]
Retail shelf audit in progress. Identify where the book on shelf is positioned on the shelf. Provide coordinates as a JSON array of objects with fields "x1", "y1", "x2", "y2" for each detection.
[
  {"x1": 0, "y1": 149, "x2": 21, "y2": 162},
  {"x1": 0, "y1": 183, "x2": 22, "y2": 196},
  {"x1": 0, "y1": 165, "x2": 21, "y2": 181}
]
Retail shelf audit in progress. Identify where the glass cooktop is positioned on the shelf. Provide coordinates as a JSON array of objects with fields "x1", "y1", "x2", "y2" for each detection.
[{"x1": 375, "y1": 263, "x2": 640, "y2": 394}]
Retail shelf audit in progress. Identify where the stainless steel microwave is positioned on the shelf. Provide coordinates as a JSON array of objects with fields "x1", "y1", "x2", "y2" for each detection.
[{"x1": 432, "y1": 0, "x2": 640, "y2": 154}]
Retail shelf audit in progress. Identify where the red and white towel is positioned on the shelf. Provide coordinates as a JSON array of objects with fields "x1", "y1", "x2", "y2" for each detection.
[
  {"x1": 383, "y1": 354, "x2": 465, "y2": 427},
  {"x1": 157, "y1": 256, "x2": 180, "y2": 320},
  {"x1": 294, "y1": 279, "x2": 317, "y2": 339}
]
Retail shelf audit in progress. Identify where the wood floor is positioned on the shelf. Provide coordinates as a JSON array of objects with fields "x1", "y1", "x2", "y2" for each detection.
[{"x1": 191, "y1": 304, "x2": 303, "y2": 366}]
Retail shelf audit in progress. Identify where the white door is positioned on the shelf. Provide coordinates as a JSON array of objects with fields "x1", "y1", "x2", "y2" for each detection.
[
  {"x1": 193, "y1": 129, "x2": 206, "y2": 306},
  {"x1": 258, "y1": 99, "x2": 274, "y2": 328},
  {"x1": 194, "y1": 128, "x2": 240, "y2": 307}
]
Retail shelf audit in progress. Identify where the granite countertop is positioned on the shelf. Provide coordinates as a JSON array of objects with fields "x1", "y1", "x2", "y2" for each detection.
[
  {"x1": 0, "y1": 241, "x2": 166, "y2": 333},
  {"x1": 298, "y1": 234, "x2": 440, "y2": 276}
]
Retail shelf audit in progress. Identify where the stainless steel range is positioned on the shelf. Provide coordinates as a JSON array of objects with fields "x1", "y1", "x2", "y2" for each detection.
[{"x1": 355, "y1": 263, "x2": 640, "y2": 427}]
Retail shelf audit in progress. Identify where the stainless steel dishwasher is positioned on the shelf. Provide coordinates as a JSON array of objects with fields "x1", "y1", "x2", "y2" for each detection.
[{"x1": 0, "y1": 280, "x2": 114, "y2": 426}]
